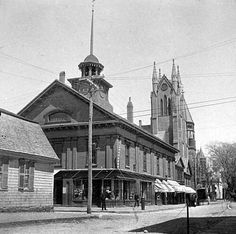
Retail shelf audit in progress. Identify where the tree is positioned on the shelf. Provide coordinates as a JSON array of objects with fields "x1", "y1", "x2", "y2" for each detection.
[{"x1": 207, "y1": 142, "x2": 236, "y2": 192}]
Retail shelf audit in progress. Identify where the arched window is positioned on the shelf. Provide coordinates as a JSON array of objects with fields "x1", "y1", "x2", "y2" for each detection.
[
  {"x1": 161, "y1": 99, "x2": 164, "y2": 116},
  {"x1": 164, "y1": 95, "x2": 167, "y2": 115},
  {"x1": 47, "y1": 112, "x2": 71, "y2": 123},
  {"x1": 168, "y1": 98, "x2": 172, "y2": 115}
]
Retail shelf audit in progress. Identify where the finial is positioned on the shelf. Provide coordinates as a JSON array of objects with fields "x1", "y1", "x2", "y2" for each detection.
[
  {"x1": 159, "y1": 68, "x2": 161, "y2": 79},
  {"x1": 152, "y1": 61, "x2": 157, "y2": 81},
  {"x1": 172, "y1": 59, "x2": 175, "y2": 65}
]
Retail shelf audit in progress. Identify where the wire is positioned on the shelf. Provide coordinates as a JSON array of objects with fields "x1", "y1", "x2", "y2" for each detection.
[
  {"x1": 118, "y1": 96, "x2": 236, "y2": 116},
  {"x1": 0, "y1": 70, "x2": 53, "y2": 84},
  {"x1": 0, "y1": 51, "x2": 57, "y2": 75}
]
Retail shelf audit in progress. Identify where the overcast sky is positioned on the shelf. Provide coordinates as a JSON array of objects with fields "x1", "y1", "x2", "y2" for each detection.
[{"x1": 1, "y1": 0, "x2": 236, "y2": 154}]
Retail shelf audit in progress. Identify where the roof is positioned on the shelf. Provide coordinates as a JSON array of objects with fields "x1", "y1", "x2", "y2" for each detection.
[
  {"x1": 18, "y1": 80, "x2": 178, "y2": 154},
  {"x1": 0, "y1": 109, "x2": 59, "y2": 163},
  {"x1": 84, "y1": 54, "x2": 99, "y2": 63}
]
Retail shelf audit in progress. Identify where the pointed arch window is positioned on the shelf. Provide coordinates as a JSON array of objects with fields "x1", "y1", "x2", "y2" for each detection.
[
  {"x1": 168, "y1": 98, "x2": 172, "y2": 115},
  {"x1": 164, "y1": 95, "x2": 167, "y2": 115},
  {"x1": 161, "y1": 99, "x2": 164, "y2": 116}
]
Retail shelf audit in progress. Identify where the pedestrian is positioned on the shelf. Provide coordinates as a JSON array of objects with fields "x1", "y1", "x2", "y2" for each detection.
[
  {"x1": 134, "y1": 193, "x2": 139, "y2": 207},
  {"x1": 101, "y1": 190, "x2": 107, "y2": 210},
  {"x1": 207, "y1": 195, "x2": 210, "y2": 205}
]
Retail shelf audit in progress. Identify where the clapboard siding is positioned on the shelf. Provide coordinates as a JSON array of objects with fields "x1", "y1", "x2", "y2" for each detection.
[{"x1": 0, "y1": 162, "x2": 54, "y2": 212}]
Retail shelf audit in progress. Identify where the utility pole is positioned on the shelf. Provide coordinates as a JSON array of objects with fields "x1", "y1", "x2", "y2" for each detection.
[
  {"x1": 87, "y1": 90, "x2": 93, "y2": 214},
  {"x1": 83, "y1": 78, "x2": 98, "y2": 214}
]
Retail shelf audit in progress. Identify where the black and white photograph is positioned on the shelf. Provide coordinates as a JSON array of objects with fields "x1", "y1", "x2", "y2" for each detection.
[{"x1": 0, "y1": 0, "x2": 236, "y2": 233}]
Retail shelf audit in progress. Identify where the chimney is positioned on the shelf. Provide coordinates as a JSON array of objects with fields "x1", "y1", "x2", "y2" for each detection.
[
  {"x1": 59, "y1": 71, "x2": 65, "y2": 83},
  {"x1": 139, "y1": 120, "x2": 142, "y2": 127},
  {"x1": 127, "y1": 97, "x2": 133, "y2": 123}
]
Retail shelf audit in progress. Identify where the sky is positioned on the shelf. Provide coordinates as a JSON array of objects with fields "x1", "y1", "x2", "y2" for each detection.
[{"x1": 0, "y1": 0, "x2": 236, "y2": 154}]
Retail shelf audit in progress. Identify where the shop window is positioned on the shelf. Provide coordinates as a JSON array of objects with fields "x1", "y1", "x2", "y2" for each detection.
[
  {"x1": 143, "y1": 152, "x2": 147, "y2": 172},
  {"x1": 73, "y1": 179, "x2": 87, "y2": 201},
  {"x1": 123, "y1": 181, "x2": 136, "y2": 200},
  {"x1": 125, "y1": 144, "x2": 130, "y2": 168},
  {"x1": 0, "y1": 158, "x2": 8, "y2": 190},
  {"x1": 18, "y1": 160, "x2": 34, "y2": 192}
]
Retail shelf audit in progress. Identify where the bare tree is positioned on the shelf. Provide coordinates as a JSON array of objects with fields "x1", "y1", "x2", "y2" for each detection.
[{"x1": 207, "y1": 142, "x2": 236, "y2": 192}]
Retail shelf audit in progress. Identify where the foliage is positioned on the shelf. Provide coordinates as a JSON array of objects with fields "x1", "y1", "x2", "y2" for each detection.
[{"x1": 207, "y1": 142, "x2": 236, "y2": 191}]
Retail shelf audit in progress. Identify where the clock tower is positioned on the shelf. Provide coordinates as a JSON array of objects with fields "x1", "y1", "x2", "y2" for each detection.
[{"x1": 68, "y1": 1, "x2": 113, "y2": 112}]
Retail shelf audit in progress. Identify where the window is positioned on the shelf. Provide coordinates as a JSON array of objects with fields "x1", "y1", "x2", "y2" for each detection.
[
  {"x1": 92, "y1": 142, "x2": 97, "y2": 165},
  {"x1": 161, "y1": 99, "x2": 163, "y2": 116},
  {"x1": 125, "y1": 144, "x2": 130, "y2": 168},
  {"x1": 19, "y1": 160, "x2": 34, "y2": 191},
  {"x1": 168, "y1": 161, "x2": 171, "y2": 177},
  {"x1": 164, "y1": 95, "x2": 167, "y2": 115},
  {"x1": 143, "y1": 151, "x2": 147, "y2": 172},
  {"x1": 0, "y1": 158, "x2": 8, "y2": 190},
  {"x1": 156, "y1": 156, "x2": 160, "y2": 175},
  {"x1": 47, "y1": 112, "x2": 71, "y2": 124},
  {"x1": 168, "y1": 98, "x2": 172, "y2": 115}
]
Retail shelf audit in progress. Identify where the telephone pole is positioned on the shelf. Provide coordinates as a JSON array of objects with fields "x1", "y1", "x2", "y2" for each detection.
[{"x1": 83, "y1": 78, "x2": 98, "y2": 214}]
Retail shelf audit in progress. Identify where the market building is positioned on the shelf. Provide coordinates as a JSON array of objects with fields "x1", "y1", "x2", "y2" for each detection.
[
  {"x1": 18, "y1": 5, "x2": 196, "y2": 207},
  {"x1": 0, "y1": 109, "x2": 59, "y2": 212}
]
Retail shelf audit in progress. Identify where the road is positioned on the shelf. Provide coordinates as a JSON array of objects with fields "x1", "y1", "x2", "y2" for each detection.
[{"x1": 1, "y1": 201, "x2": 235, "y2": 234}]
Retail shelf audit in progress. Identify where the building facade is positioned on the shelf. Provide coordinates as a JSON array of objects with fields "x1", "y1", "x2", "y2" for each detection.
[
  {"x1": 18, "y1": 6, "x2": 196, "y2": 207},
  {"x1": 148, "y1": 61, "x2": 196, "y2": 187},
  {"x1": 0, "y1": 109, "x2": 58, "y2": 212}
]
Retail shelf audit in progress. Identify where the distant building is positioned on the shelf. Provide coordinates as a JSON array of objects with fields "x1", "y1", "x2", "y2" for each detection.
[
  {"x1": 0, "y1": 109, "x2": 58, "y2": 212},
  {"x1": 143, "y1": 61, "x2": 196, "y2": 187}
]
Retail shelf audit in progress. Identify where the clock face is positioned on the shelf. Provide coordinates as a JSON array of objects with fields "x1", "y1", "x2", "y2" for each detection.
[{"x1": 161, "y1": 83, "x2": 168, "y2": 91}]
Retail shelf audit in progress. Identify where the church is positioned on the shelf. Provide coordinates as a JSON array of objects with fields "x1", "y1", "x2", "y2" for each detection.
[
  {"x1": 145, "y1": 60, "x2": 196, "y2": 188},
  {"x1": 18, "y1": 4, "x2": 196, "y2": 207}
]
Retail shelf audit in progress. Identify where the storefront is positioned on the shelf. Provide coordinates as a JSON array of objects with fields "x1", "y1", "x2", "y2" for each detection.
[{"x1": 54, "y1": 169, "x2": 156, "y2": 207}]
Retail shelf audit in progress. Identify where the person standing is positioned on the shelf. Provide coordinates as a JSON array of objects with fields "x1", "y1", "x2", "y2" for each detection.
[
  {"x1": 134, "y1": 193, "x2": 140, "y2": 207},
  {"x1": 101, "y1": 190, "x2": 107, "y2": 210}
]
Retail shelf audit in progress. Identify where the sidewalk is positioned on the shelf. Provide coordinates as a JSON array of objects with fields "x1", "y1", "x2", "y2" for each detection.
[{"x1": 0, "y1": 201, "x2": 221, "y2": 228}]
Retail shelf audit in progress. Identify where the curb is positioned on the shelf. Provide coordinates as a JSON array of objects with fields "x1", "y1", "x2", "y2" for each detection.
[{"x1": 0, "y1": 215, "x2": 99, "y2": 229}]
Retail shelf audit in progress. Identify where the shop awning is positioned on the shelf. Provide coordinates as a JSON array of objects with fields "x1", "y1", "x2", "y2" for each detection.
[
  {"x1": 162, "y1": 180, "x2": 175, "y2": 192},
  {"x1": 54, "y1": 169, "x2": 158, "y2": 182},
  {"x1": 167, "y1": 180, "x2": 185, "y2": 193},
  {"x1": 183, "y1": 186, "x2": 196, "y2": 194},
  {"x1": 154, "y1": 179, "x2": 169, "y2": 193}
]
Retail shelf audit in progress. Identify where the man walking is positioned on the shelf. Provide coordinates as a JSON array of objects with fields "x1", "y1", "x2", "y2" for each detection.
[{"x1": 101, "y1": 190, "x2": 107, "y2": 210}]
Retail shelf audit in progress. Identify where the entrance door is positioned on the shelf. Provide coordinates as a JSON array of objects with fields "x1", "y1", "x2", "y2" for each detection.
[
  {"x1": 64, "y1": 179, "x2": 73, "y2": 206},
  {"x1": 54, "y1": 179, "x2": 63, "y2": 204},
  {"x1": 92, "y1": 180, "x2": 102, "y2": 206}
]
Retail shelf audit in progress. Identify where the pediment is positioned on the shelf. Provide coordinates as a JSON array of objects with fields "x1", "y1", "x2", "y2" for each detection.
[
  {"x1": 18, "y1": 80, "x2": 115, "y2": 125},
  {"x1": 157, "y1": 75, "x2": 173, "y2": 92}
]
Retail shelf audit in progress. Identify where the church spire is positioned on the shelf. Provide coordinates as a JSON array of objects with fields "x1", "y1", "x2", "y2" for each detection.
[
  {"x1": 171, "y1": 59, "x2": 178, "y2": 92},
  {"x1": 152, "y1": 61, "x2": 158, "y2": 93},
  {"x1": 90, "y1": 0, "x2": 95, "y2": 55},
  {"x1": 177, "y1": 65, "x2": 184, "y2": 94}
]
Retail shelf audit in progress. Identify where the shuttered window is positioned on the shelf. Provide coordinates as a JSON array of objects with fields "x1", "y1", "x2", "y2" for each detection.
[
  {"x1": 0, "y1": 158, "x2": 8, "y2": 190},
  {"x1": 18, "y1": 160, "x2": 34, "y2": 192}
]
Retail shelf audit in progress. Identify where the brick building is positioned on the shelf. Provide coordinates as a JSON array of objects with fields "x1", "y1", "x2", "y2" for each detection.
[
  {"x1": 0, "y1": 109, "x2": 58, "y2": 212},
  {"x1": 18, "y1": 5, "x2": 195, "y2": 207}
]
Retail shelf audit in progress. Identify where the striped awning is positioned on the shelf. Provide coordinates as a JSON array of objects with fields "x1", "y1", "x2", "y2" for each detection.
[
  {"x1": 183, "y1": 186, "x2": 196, "y2": 194},
  {"x1": 162, "y1": 180, "x2": 175, "y2": 192},
  {"x1": 154, "y1": 179, "x2": 169, "y2": 193},
  {"x1": 167, "y1": 180, "x2": 185, "y2": 193}
]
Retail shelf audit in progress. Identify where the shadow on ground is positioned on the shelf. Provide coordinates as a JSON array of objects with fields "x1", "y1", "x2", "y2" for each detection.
[{"x1": 130, "y1": 216, "x2": 236, "y2": 234}]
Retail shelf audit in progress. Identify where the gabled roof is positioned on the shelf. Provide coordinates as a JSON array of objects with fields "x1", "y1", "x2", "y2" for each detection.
[
  {"x1": 18, "y1": 80, "x2": 178, "y2": 154},
  {"x1": 157, "y1": 75, "x2": 173, "y2": 91},
  {"x1": 0, "y1": 109, "x2": 59, "y2": 163}
]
